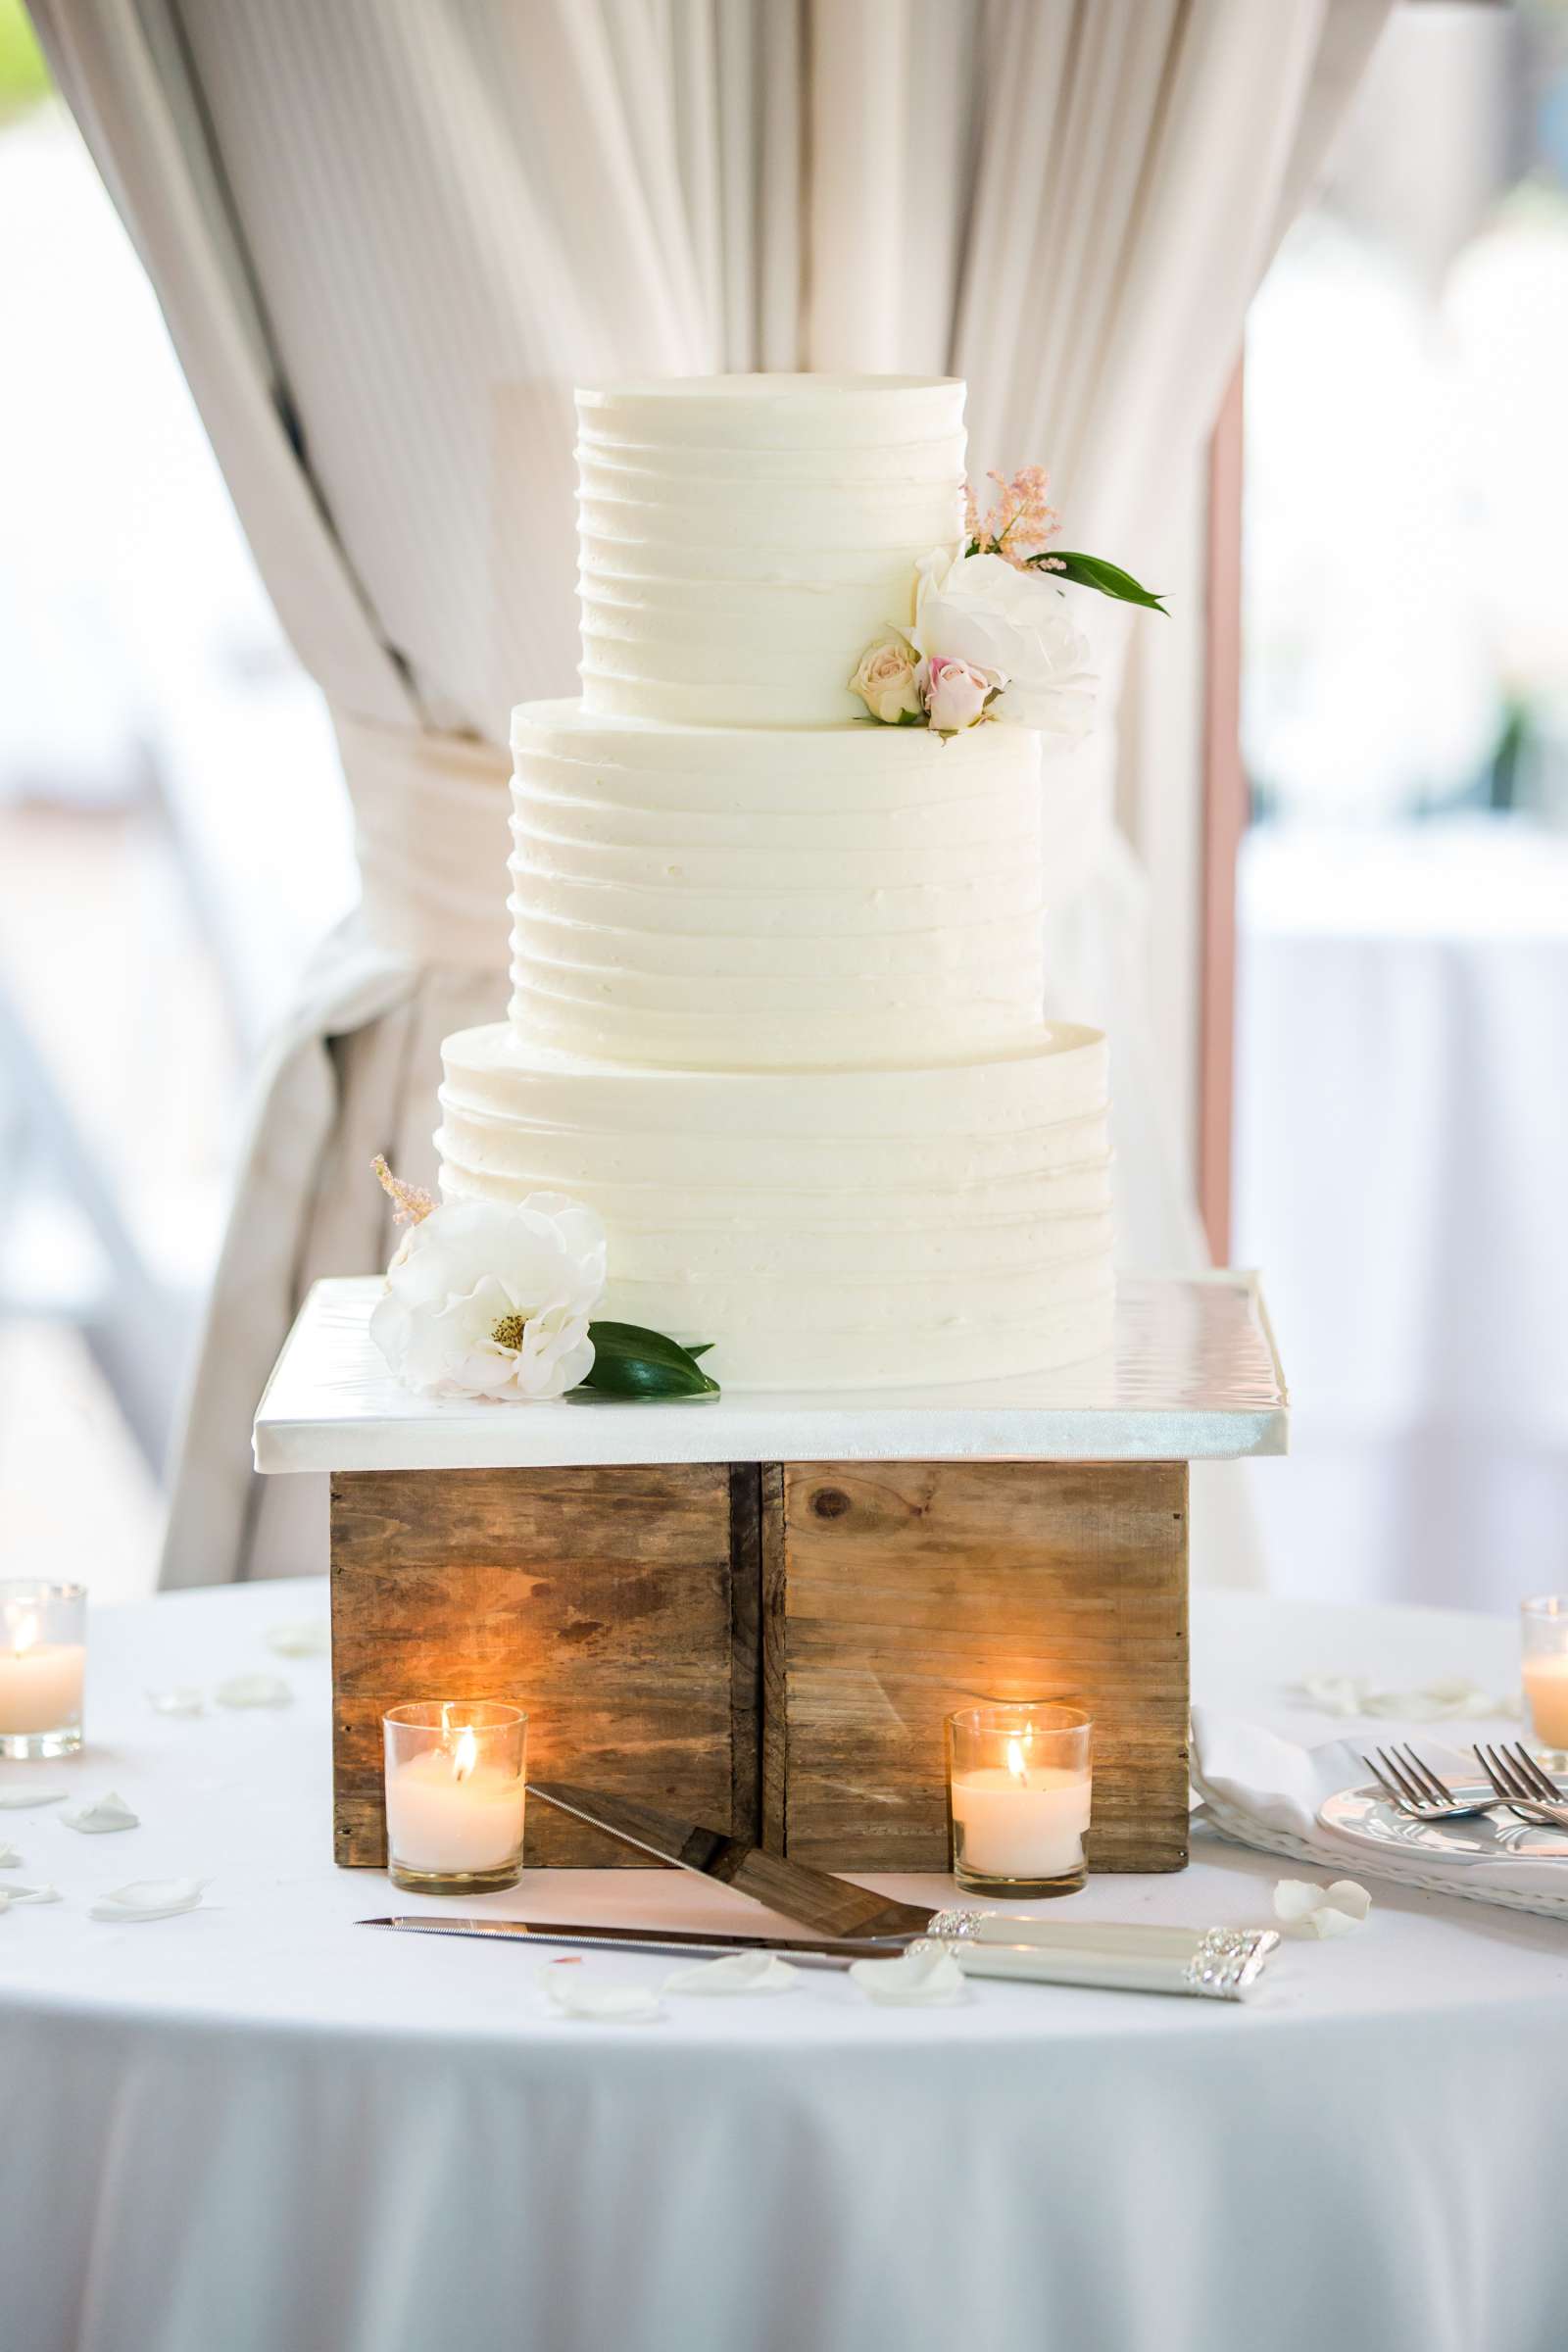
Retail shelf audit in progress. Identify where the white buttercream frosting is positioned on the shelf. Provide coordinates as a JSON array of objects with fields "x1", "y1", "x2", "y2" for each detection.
[
  {"x1": 434, "y1": 372, "x2": 1116, "y2": 1391},
  {"x1": 576, "y1": 375, "x2": 965, "y2": 727},
  {"x1": 509, "y1": 701, "x2": 1045, "y2": 1069},
  {"x1": 438, "y1": 1023, "x2": 1113, "y2": 1390}
]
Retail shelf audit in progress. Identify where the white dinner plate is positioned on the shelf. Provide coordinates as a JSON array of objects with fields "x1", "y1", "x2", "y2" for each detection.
[{"x1": 1319, "y1": 1781, "x2": 1568, "y2": 1864}]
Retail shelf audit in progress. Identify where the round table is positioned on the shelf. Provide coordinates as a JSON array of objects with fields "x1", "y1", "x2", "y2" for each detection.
[{"x1": 3, "y1": 1581, "x2": 1565, "y2": 2352}]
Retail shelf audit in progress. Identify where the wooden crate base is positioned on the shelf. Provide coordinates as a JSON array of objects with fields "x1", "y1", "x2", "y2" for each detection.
[{"x1": 330, "y1": 1458, "x2": 1188, "y2": 1874}]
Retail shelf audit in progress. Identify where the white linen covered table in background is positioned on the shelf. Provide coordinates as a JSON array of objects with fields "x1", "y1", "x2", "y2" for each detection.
[
  {"x1": 3, "y1": 1578, "x2": 1566, "y2": 2352},
  {"x1": 1235, "y1": 817, "x2": 1568, "y2": 1613}
]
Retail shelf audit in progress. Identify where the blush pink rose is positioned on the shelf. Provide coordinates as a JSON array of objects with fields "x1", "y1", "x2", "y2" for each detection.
[{"x1": 918, "y1": 653, "x2": 996, "y2": 735}]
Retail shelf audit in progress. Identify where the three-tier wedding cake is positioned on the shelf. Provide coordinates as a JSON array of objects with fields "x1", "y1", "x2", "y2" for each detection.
[{"x1": 436, "y1": 374, "x2": 1113, "y2": 1390}]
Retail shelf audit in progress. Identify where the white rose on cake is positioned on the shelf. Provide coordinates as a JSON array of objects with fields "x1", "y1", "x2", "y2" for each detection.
[
  {"x1": 369, "y1": 1193, "x2": 608, "y2": 1400},
  {"x1": 911, "y1": 549, "x2": 1097, "y2": 741}
]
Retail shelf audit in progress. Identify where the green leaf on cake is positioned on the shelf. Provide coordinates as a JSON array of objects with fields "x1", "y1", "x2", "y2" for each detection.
[
  {"x1": 577, "y1": 1322, "x2": 721, "y2": 1399},
  {"x1": 1034, "y1": 551, "x2": 1167, "y2": 612}
]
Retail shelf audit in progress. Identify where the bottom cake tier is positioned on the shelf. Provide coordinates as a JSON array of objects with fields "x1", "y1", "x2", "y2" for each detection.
[{"x1": 436, "y1": 1022, "x2": 1115, "y2": 1390}]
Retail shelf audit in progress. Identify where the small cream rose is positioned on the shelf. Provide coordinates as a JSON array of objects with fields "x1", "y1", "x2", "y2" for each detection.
[
  {"x1": 918, "y1": 653, "x2": 996, "y2": 735},
  {"x1": 849, "y1": 635, "x2": 923, "y2": 723}
]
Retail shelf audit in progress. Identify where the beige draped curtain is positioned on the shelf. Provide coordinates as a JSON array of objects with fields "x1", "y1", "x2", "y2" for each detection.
[{"x1": 31, "y1": 0, "x2": 1389, "y2": 1587}]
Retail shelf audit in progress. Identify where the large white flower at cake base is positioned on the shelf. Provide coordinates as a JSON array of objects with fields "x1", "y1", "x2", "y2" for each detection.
[
  {"x1": 911, "y1": 548, "x2": 1098, "y2": 741},
  {"x1": 369, "y1": 1194, "x2": 608, "y2": 1401}
]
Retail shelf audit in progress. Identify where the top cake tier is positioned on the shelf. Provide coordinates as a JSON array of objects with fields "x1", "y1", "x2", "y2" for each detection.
[{"x1": 576, "y1": 374, "x2": 966, "y2": 728}]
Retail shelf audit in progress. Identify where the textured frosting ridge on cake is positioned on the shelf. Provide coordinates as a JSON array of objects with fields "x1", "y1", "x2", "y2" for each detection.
[
  {"x1": 576, "y1": 374, "x2": 965, "y2": 727},
  {"x1": 436, "y1": 371, "x2": 1115, "y2": 1390},
  {"x1": 438, "y1": 1023, "x2": 1113, "y2": 1390},
  {"x1": 509, "y1": 701, "x2": 1046, "y2": 1069}
]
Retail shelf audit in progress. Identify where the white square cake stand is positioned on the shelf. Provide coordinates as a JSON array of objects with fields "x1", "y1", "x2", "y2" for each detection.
[{"x1": 255, "y1": 1270, "x2": 1288, "y2": 1474}]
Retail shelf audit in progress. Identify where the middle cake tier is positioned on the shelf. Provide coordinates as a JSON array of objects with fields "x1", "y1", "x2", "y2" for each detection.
[{"x1": 509, "y1": 699, "x2": 1047, "y2": 1071}]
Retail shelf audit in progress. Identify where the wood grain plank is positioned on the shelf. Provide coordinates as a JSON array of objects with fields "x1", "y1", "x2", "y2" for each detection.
[
  {"x1": 759, "y1": 1461, "x2": 789, "y2": 1854},
  {"x1": 774, "y1": 1460, "x2": 1189, "y2": 1874},
  {"x1": 726, "y1": 1463, "x2": 762, "y2": 1843},
  {"x1": 331, "y1": 1464, "x2": 738, "y2": 1868}
]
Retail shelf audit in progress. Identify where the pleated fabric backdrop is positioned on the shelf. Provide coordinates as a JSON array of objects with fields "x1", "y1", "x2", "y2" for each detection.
[{"x1": 31, "y1": 0, "x2": 1389, "y2": 1587}]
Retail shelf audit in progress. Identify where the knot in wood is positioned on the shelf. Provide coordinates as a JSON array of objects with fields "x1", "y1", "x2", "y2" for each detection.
[{"x1": 810, "y1": 1487, "x2": 852, "y2": 1521}]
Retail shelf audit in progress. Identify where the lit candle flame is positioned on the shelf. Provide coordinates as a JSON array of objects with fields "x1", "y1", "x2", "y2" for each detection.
[
  {"x1": 451, "y1": 1725, "x2": 479, "y2": 1783},
  {"x1": 1006, "y1": 1737, "x2": 1028, "y2": 1785},
  {"x1": 8, "y1": 1610, "x2": 38, "y2": 1660}
]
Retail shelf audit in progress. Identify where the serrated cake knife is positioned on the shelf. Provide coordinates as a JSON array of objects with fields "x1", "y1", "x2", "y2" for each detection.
[{"x1": 523, "y1": 1781, "x2": 1052, "y2": 1947}]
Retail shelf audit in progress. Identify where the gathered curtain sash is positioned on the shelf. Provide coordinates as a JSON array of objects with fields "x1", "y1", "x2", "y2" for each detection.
[{"x1": 333, "y1": 709, "x2": 513, "y2": 972}]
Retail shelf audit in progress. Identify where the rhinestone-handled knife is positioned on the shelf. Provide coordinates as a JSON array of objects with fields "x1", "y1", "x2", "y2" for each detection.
[{"x1": 357, "y1": 1913, "x2": 1281, "y2": 2000}]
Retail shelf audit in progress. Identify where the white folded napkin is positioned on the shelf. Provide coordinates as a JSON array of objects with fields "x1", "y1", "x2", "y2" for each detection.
[{"x1": 1192, "y1": 1706, "x2": 1568, "y2": 1921}]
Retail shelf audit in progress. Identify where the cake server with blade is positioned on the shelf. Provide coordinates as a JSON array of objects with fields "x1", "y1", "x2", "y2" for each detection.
[
  {"x1": 526, "y1": 1781, "x2": 947, "y2": 1940},
  {"x1": 526, "y1": 1781, "x2": 1082, "y2": 1949}
]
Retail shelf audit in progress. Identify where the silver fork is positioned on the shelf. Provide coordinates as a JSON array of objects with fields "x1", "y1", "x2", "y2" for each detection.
[
  {"x1": 1362, "y1": 1743, "x2": 1497, "y2": 1822},
  {"x1": 1474, "y1": 1741, "x2": 1568, "y2": 1829}
]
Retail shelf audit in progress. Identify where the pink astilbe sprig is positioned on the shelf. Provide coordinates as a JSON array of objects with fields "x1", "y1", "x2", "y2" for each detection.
[
  {"x1": 965, "y1": 465, "x2": 1062, "y2": 570},
  {"x1": 371, "y1": 1154, "x2": 437, "y2": 1226}
]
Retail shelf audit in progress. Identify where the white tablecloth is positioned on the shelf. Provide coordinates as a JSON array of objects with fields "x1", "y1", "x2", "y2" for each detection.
[
  {"x1": 3, "y1": 1579, "x2": 1566, "y2": 2352},
  {"x1": 1234, "y1": 817, "x2": 1568, "y2": 1613}
]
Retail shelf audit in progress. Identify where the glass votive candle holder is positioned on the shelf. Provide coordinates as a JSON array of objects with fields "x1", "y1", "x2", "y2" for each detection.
[
  {"x1": 0, "y1": 1582, "x2": 86, "y2": 1760},
  {"x1": 1521, "y1": 1598, "x2": 1568, "y2": 1771},
  {"x1": 382, "y1": 1701, "x2": 527, "y2": 1895},
  {"x1": 946, "y1": 1701, "x2": 1093, "y2": 1897}
]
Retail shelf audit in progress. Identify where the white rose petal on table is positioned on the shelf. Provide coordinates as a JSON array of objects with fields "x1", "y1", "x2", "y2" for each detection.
[
  {"x1": 216, "y1": 1674, "x2": 293, "y2": 1710},
  {"x1": 1296, "y1": 1674, "x2": 1518, "y2": 1723},
  {"x1": 0, "y1": 1841, "x2": 22, "y2": 1868},
  {"x1": 662, "y1": 1951, "x2": 799, "y2": 1998},
  {"x1": 5, "y1": 1883, "x2": 61, "y2": 1905},
  {"x1": 0, "y1": 1786, "x2": 67, "y2": 1809},
  {"x1": 266, "y1": 1623, "x2": 329, "y2": 1659},
  {"x1": 849, "y1": 1945, "x2": 967, "y2": 2008},
  {"x1": 543, "y1": 1970, "x2": 663, "y2": 2025},
  {"x1": 89, "y1": 1879, "x2": 208, "y2": 1924},
  {"x1": 61, "y1": 1791, "x2": 139, "y2": 1834},
  {"x1": 1273, "y1": 1879, "x2": 1373, "y2": 1939},
  {"x1": 147, "y1": 1687, "x2": 206, "y2": 1718}
]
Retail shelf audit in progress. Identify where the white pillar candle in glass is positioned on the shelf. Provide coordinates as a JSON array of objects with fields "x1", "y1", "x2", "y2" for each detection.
[
  {"x1": 948, "y1": 1702, "x2": 1093, "y2": 1896},
  {"x1": 382, "y1": 1701, "x2": 527, "y2": 1893},
  {"x1": 0, "y1": 1583, "x2": 86, "y2": 1759},
  {"x1": 1521, "y1": 1597, "x2": 1568, "y2": 1765}
]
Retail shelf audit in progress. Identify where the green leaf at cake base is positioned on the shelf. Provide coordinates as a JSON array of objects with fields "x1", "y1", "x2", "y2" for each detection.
[{"x1": 577, "y1": 1322, "x2": 721, "y2": 1399}]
